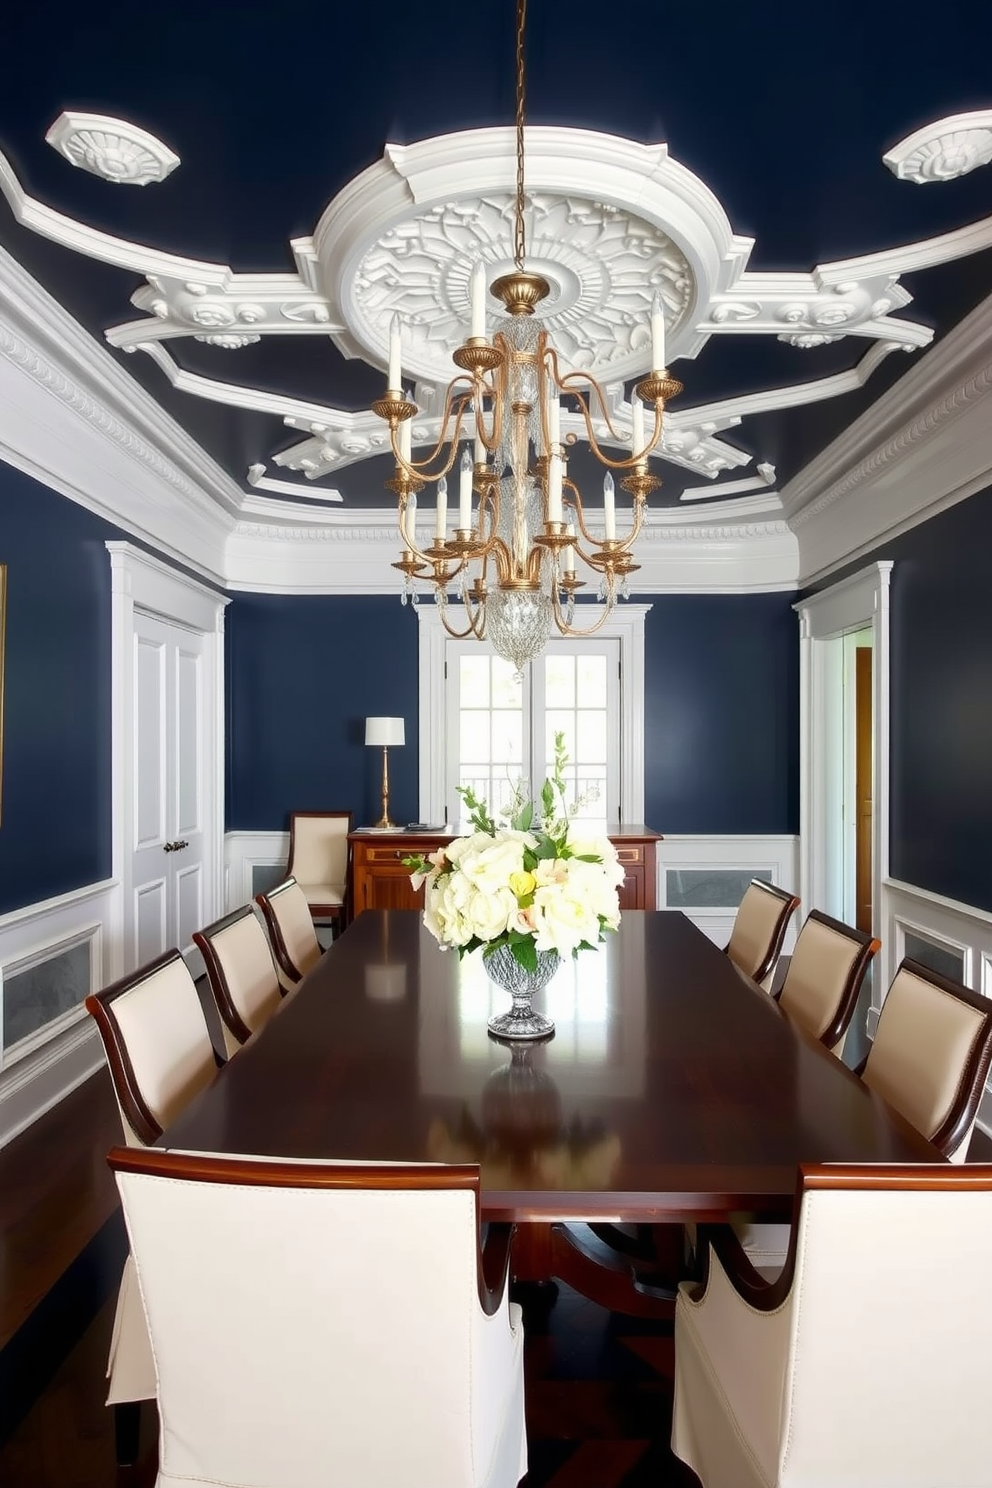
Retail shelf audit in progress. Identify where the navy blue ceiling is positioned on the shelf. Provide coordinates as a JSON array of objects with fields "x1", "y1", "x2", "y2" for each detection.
[{"x1": 1, "y1": 0, "x2": 990, "y2": 508}]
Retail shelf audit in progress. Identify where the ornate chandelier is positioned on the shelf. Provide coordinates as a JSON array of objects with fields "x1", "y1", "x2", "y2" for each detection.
[{"x1": 372, "y1": 0, "x2": 682, "y2": 674}]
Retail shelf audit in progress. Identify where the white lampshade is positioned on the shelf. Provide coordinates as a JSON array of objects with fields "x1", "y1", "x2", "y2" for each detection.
[{"x1": 365, "y1": 716, "x2": 405, "y2": 748}]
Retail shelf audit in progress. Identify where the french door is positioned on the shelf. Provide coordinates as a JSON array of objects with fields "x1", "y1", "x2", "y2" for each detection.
[{"x1": 443, "y1": 638, "x2": 621, "y2": 831}]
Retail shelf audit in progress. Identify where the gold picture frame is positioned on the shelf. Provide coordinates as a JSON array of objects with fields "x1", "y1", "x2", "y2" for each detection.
[{"x1": 0, "y1": 564, "x2": 5, "y2": 824}]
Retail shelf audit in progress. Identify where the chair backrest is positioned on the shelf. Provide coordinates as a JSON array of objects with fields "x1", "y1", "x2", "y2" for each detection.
[
  {"x1": 776, "y1": 909, "x2": 879, "y2": 1054},
  {"x1": 860, "y1": 957, "x2": 992, "y2": 1161},
  {"x1": 85, "y1": 950, "x2": 218, "y2": 1146},
  {"x1": 725, "y1": 879, "x2": 800, "y2": 989},
  {"x1": 287, "y1": 811, "x2": 352, "y2": 892},
  {"x1": 255, "y1": 876, "x2": 322, "y2": 990},
  {"x1": 192, "y1": 906, "x2": 283, "y2": 1057},
  {"x1": 110, "y1": 1147, "x2": 505, "y2": 1488},
  {"x1": 776, "y1": 1164, "x2": 992, "y2": 1486}
]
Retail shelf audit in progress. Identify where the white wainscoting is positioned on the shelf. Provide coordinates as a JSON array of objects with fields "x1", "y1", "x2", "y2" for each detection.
[
  {"x1": 0, "y1": 878, "x2": 116, "y2": 1148},
  {"x1": 880, "y1": 877, "x2": 992, "y2": 1135},
  {"x1": 656, "y1": 836, "x2": 801, "y2": 947},
  {"x1": 225, "y1": 831, "x2": 289, "y2": 911}
]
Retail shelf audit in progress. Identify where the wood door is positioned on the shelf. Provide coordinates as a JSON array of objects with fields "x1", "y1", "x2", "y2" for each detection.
[
  {"x1": 855, "y1": 645, "x2": 873, "y2": 934},
  {"x1": 130, "y1": 612, "x2": 206, "y2": 965}
]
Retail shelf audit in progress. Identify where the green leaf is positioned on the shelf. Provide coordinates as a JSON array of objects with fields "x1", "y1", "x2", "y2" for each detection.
[{"x1": 512, "y1": 938, "x2": 538, "y2": 972}]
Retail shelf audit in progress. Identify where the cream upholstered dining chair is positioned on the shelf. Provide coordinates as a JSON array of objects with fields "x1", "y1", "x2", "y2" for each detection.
[
  {"x1": 732, "y1": 952, "x2": 992, "y2": 1278},
  {"x1": 775, "y1": 908, "x2": 879, "y2": 1057},
  {"x1": 109, "y1": 1146, "x2": 528, "y2": 1488},
  {"x1": 85, "y1": 950, "x2": 222, "y2": 1462},
  {"x1": 673, "y1": 1163, "x2": 992, "y2": 1488},
  {"x1": 254, "y1": 875, "x2": 323, "y2": 991},
  {"x1": 193, "y1": 904, "x2": 284, "y2": 1058},
  {"x1": 857, "y1": 956, "x2": 992, "y2": 1163},
  {"x1": 286, "y1": 809, "x2": 353, "y2": 934},
  {"x1": 724, "y1": 879, "x2": 800, "y2": 991}
]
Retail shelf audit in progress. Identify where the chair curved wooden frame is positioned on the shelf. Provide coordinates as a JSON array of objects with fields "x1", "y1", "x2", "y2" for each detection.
[
  {"x1": 696, "y1": 1160, "x2": 992, "y2": 1315},
  {"x1": 286, "y1": 809, "x2": 353, "y2": 929},
  {"x1": 774, "y1": 907, "x2": 880, "y2": 1053},
  {"x1": 724, "y1": 878, "x2": 801, "y2": 988},
  {"x1": 193, "y1": 904, "x2": 282, "y2": 1052},
  {"x1": 108, "y1": 1145, "x2": 515, "y2": 1316},
  {"x1": 85, "y1": 949, "x2": 221, "y2": 1146},
  {"x1": 855, "y1": 956, "x2": 992, "y2": 1160},
  {"x1": 255, "y1": 875, "x2": 321, "y2": 988},
  {"x1": 679, "y1": 1163, "x2": 992, "y2": 1488}
]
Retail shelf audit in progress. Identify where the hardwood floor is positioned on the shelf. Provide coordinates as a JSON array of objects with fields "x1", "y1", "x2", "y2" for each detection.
[{"x1": 0, "y1": 1069, "x2": 700, "y2": 1487}]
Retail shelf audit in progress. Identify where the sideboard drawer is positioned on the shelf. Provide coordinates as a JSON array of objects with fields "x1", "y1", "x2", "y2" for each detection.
[{"x1": 615, "y1": 846, "x2": 643, "y2": 865}]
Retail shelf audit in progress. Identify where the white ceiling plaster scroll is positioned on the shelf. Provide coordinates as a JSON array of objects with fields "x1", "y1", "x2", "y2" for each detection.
[
  {"x1": 681, "y1": 465, "x2": 777, "y2": 501},
  {"x1": 884, "y1": 111, "x2": 992, "y2": 183},
  {"x1": 246, "y1": 464, "x2": 343, "y2": 502},
  {"x1": 45, "y1": 111, "x2": 180, "y2": 185}
]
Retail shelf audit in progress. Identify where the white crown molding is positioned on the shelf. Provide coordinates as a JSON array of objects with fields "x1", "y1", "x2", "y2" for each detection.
[
  {"x1": 0, "y1": 243, "x2": 238, "y2": 578},
  {"x1": 224, "y1": 506, "x2": 797, "y2": 594},
  {"x1": 884, "y1": 111, "x2": 992, "y2": 184},
  {"x1": 783, "y1": 290, "x2": 992, "y2": 583},
  {"x1": 45, "y1": 111, "x2": 180, "y2": 185}
]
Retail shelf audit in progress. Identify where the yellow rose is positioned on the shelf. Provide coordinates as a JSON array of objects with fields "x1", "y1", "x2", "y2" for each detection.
[{"x1": 509, "y1": 869, "x2": 536, "y2": 899}]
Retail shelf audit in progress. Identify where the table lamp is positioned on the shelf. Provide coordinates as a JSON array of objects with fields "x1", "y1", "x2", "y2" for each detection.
[{"x1": 365, "y1": 716, "x2": 405, "y2": 829}]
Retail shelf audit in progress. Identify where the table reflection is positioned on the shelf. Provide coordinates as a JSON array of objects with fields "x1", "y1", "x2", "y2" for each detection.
[{"x1": 426, "y1": 1043, "x2": 622, "y2": 1191}]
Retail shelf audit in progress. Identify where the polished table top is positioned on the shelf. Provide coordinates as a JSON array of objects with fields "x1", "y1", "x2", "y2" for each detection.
[{"x1": 163, "y1": 910, "x2": 938, "y2": 1221}]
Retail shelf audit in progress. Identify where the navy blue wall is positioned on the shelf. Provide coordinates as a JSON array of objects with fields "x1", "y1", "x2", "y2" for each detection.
[
  {"x1": 827, "y1": 484, "x2": 992, "y2": 912},
  {"x1": 225, "y1": 594, "x2": 422, "y2": 830},
  {"x1": 643, "y1": 593, "x2": 799, "y2": 834},
  {"x1": 227, "y1": 591, "x2": 800, "y2": 836},
  {"x1": 0, "y1": 462, "x2": 121, "y2": 914}
]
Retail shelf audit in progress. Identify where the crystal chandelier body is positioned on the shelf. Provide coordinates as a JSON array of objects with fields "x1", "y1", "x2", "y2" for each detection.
[{"x1": 373, "y1": 0, "x2": 682, "y2": 673}]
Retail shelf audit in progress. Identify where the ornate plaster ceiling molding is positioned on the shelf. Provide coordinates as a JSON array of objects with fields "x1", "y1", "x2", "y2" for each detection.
[
  {"x1": 310, "y1": 126, "x2": 751, "y2": 383},
  {"x1": 884, "y1": 111, "x2": 992, "y2": 184},
  {"x1": 246, "y1": 464, "x2": 342, "y2": 503},
  {"x1": 680, "y1": 466, "x2": 776, "y2": 501},
  {"x1": 45, "y1": 111, "x2": 180, "y2": 186}
]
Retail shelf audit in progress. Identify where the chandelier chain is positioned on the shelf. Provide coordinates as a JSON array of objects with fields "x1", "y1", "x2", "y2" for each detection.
[{"x1": 513, "y1": 0, "x2": 528, "y2": 273}]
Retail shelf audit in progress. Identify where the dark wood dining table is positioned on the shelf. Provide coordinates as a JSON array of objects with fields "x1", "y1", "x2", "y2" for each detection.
[{"x1": 162, "y1": 910, "x2": 937, "y2": 1306}]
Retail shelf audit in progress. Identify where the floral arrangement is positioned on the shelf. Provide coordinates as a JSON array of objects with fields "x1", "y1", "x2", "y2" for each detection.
[{"x1": 406, "y1": 734, "x2": 624, "y2": 970}]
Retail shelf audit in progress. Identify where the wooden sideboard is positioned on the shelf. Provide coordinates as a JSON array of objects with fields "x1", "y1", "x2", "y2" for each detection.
[{"x1": 349, "y1": 825, "x2": 662, "y2": 919}]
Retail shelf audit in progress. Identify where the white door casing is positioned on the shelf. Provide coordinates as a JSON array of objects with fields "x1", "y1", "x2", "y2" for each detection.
[
  {"x1": 795, "y1": 562, "x2": 892, "y2": 995},
  {"x1": 108, "y1": 542, "x2": 228, "y2": 979}
]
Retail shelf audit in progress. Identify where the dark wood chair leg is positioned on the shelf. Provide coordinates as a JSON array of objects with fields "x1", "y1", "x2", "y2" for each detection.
[{"x1": 114, "y1": 1400, "x2": 142, "y2": 1466}]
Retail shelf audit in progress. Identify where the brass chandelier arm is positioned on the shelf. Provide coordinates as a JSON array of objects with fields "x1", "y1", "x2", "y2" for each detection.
[
  {"x1": 387, "y1": 378, "x2": 492, "y2": 484},
  {"x1": 550, "y1": 579, "x2": 618, "y2": 638},
  {"x1": 562, "y1": 480, "x2": 645, "y2": 558},
  {"x1": 552, "y1": 365, "x2": 669, "y2": 471}
]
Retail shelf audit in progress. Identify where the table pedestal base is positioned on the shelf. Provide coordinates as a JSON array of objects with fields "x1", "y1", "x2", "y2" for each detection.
[{"x1": 511, "y1": 1221, "x2": 679, "y2": 1319}]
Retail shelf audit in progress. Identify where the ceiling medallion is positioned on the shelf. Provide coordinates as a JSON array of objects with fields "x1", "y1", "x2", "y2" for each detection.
[
  {"x1": 371, "y1": 0, "x2": 681, "y2": 673},
  {"x1": 45, "y1": 111, "x2": 180, "y2": 186}
]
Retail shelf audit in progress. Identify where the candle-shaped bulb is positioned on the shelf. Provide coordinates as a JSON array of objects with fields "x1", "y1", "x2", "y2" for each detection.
[
  {"x1": 388, "y1": 314, "x2": 402, "y2": 391},
  {"x1": 398, "y1": 409, "x2": 411, "y2": 463},
  {"x1": 631, "y1": 393, "x2": 645, "y2": 455},
  {"x1": 564, "y1": 520, "x2": 576, "y2": 573},
  {"x1": 470, "y1": 260, "x2": 486, "y2": 340},
  {"x1": 436, "y1": 474, "x2": 448, "y2": 542},
  {"x1": 548, "y1": 451, "x2": 563, "y2": 523},
  {"x1": 603, "y1": 471, "x2": 616, "y2": 540},
  {"x1": 405, "y1": 491, "x2": 417, "y2": 551},
  {"x1": 651, "y1": 292, "x2": 666, "y2": 372},
  {"x1": 548, "y1": 390, "x2": 561, "y2": 451},
  {"x1": 459, "y1": 446, "x2": 473, "y2": 530}
]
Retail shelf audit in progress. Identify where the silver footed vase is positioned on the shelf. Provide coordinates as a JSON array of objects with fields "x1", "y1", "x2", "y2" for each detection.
[{"x1": 484, "y1": 941, "x2": 559, "y2": 1041}]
